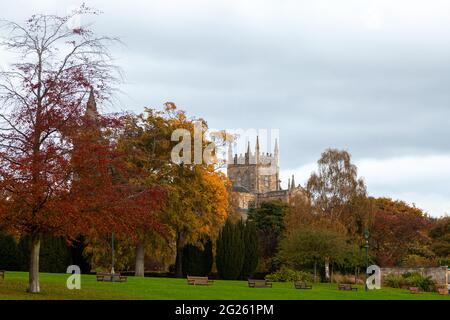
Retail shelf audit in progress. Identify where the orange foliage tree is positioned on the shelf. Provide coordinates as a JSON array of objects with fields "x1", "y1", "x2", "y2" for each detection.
[{"x1": 120, "y1": 104, "x2": 229, "y2": 277}]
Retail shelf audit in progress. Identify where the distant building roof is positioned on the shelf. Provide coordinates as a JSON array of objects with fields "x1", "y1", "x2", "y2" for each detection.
[{"x1": 232, "y1": 185, "x2": 251, "y2": 193}]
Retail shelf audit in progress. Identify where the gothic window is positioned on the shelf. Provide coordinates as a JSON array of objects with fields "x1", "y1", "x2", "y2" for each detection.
[{"x1": 264, "y1": 176, "x2": 269, "y2": 187}]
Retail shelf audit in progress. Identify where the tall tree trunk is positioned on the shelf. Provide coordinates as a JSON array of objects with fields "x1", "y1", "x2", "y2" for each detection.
[
  {"x1": 28, "y1": 234, "x2": 41, "y2": 293},
  {"x1": 175, "y1": 232, "x2": 184, "y2": 278},
  {"x1": 331, "y1": 263, "x2": 334, "y2": 283},
  {"x1": 324, "y1": 258, "x2": 330, "y2": 282},
  {"x1": 314, "y1": 261, "x2": 317, "y2": 283},
  {"x1": 135, "y1": 241, "x2": 145, "y2": 277}
]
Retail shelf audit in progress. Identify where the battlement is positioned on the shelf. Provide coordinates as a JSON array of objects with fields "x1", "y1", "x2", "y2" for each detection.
[
  {"x1": 230, "y1": 152, "x2": 277, "y2": 166},
  {"x1": 227, "y1": 136, "x2": 279, "y2": 167},
  {"x1": 226, "y1": 136, "x2": 280, "y2": 194}
]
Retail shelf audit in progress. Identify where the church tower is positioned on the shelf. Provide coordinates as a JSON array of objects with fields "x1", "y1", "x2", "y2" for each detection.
[
  {"x1": 228, "y1": 136, "x2": 306, "y2": 214},
  {"x1": 227, "y1": 137, "x2": 280, "y2": 194}
]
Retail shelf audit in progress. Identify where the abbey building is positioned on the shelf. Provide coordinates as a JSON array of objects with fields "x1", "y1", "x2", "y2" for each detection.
[{"x1": 227, "y1": 137, "x2": 305, "y2": 215}]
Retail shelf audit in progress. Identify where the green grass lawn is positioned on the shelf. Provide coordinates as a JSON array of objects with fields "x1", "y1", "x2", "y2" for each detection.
[{"x1": 0, "y1": 271, "x2": 449, "y2": 300}]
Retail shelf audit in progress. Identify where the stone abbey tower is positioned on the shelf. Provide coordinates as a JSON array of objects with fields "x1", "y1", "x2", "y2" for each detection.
[
  {"x1": 227, "y1": 137, "x2": 304, "y2": 214},
  {"x1": 227, "y1": 137, "x2": 280, "y2": 194}
]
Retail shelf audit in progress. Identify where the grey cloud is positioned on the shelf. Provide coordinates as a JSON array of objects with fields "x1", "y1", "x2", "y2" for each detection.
[{"x1": 1, "y1": 0, "x2": 450, "y2": 215}]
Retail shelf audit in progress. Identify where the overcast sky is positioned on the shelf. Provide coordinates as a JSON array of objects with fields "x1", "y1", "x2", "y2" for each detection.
[{"x1": 1, "y1": 0, "x2": 449, "y2": 216}]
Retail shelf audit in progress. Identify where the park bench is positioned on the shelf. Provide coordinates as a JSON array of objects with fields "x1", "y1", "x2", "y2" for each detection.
[
  {"x1": 96, "y1": 272, "x2": 127, "y2": 282},
  {"x1": 187, "y1": 276, "x2": 213, "y2": 286},
  {"x1": 338, "y1": 283, "x2": 357, "y2": 291},
  {"x1": 248, "y1": 279, "x2": 272, "y2": 288},
  {"x1": 409, "y1": 287, "x2": 420, "y2": 294},
  {"x1": 294, "y1": 281, "x2": 312, "y2": 289},
  {"x1": 437, "y1": 287, "x2": 448, "y2": 295},
  {"x1": 0, "y1": 270, "x2": 4, "y2": 280}
]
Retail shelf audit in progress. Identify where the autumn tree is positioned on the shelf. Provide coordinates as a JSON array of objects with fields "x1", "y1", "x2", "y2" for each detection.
[
  {"x1": 116, "y1": 104, "x2": 229, "y2": 277},
  {"x1": 0, "y1": 8, "x2": 162, "y2": 292},
  {"x1": 369, "y1": 197, "x2": 433, "y2": 267},
  {"x1": 306, "y1": 149, "x2": 370, "y2": 276},
  {"x1": 284, "y1": 193, "x2": 315, "y2": 236},
  {"x1": 114, "y1": 111, "x2": 174, "y2": 276},
  {"x1": 429, "y1": 217, "x2": 450, "y2": 263},
  {"x1": 0, "y1": 8, "x2": 117, "y2": 292},
  {"x1": 170, "y1": 161, "x2": 229, "y2": 277},
  {"x1": 306, "y1": 149, "x2": 367, "y2": 222}
]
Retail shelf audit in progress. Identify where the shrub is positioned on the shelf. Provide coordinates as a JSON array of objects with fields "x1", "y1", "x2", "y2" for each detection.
[
  {"x1": 384, "y1": 274, "x2": 405, "y2": 288},
  {"x1": 403, "y1": 272, "x2": 436, "y2": 292},
  {"x1": 331, "y1": 273, "x2": 358, "y2": 284},
  {"x1": 265, "y1": 267, "x2": 313, "y2": 283},
  {"x1": 384, "y1": 272, "x2": 436, "y2": 292},
  {"x1": 437, "y1": 258, "x2": 450, "y2": 266}
]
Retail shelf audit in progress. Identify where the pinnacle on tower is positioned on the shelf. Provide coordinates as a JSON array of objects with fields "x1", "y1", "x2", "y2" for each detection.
[
  {"x1": 246, "y1": 141, "x2": 251, "y2": 164},
  {"x1": 274, "y1": 138, "x2": 279, "y2": 155},
  {"x1": 255, "y1": 135, "x2": 260, "y2": 164},
  {"x1": 85, "y1": 87, "x2": 98, "y2": 120},
  {"x1": 291, "y1": 174, "x2": 295, "y2": 189},
  {"x1": 273, "y1": 138, "x2": 279, "y2": 166},
  {"x1": 287, "y1": 178, "x2": 291, "y2": 190},
  {"x1": 227, "y1": 142, "x2": 233, "y2": 164}
]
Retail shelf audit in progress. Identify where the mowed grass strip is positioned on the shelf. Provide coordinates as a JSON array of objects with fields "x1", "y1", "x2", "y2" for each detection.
[{"x1": 0, "y1": 272, "x2": 449, "y2": 300}]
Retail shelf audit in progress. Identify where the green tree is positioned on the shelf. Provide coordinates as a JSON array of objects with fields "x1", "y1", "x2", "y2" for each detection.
[
  {"x1": 17, "y1": 236, "x2": 71, "y2": 273},
  {"x1": 69, "y1": 236, "x2": 92, "y2": 274},
  {"x1": 240, "y1": 221, "x2": 259, "y2": 279},
  {"x1": 216, "y1": 219, "x2": 245, "y2": 280},
  {"x1": 278, "y1": 224, "x2": 348, "y2": 282},
  {"x1": 0, "y1": 231, "x2": 19, "y2": 270},
  {"x1": 248, "y1": 201, "x2": 288, "y2": 261},
  {"x1": 182, "y1": 239, "x2": 213, "y2": 276}
]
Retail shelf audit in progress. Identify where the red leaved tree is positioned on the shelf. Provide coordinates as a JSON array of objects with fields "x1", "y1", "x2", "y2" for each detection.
[
  {"x1": 369, "y1": 197, "x2": 432, "y2": 267},
  {"x1": 0, "y1": 7, "x2": 163, "y2": 293}
]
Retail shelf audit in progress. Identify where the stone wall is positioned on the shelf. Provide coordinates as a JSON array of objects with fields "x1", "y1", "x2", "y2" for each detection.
[
  {"x1": 380, "y1": 266, "x2": 449, "y2": 285},
  {"x1": 256, "y1": 190, "x2": 289, "y2": 205},
  {"x1": 232, "y1": 191, "x2": 256, "y2": 212}
]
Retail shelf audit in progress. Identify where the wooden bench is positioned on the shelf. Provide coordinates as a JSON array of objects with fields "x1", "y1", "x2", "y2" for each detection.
[
  {"x1": 338, "y1": 283, "x2": 357, "y2": 291},
  {"x1": 437, "y1": 287, "x2": 448, "y2": 295},
  {"x1": 294, "y1": 281, "x2": 312, "y2": 289},
  {"x1": 187, "y1": 276, "x2": 213, "y2": 286},
  {"x1": 96, "y1": 272, "x2": 127, "y2": 282},
  {"x1": 248, "y1": 279, "x2": 272, "y2": 288},
  {"x1": 409, "y1": 287, "x2": 420, "y2": 294},
  {"x1": 0, "y1": 270, "x2": 4, "y2": 280}
]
